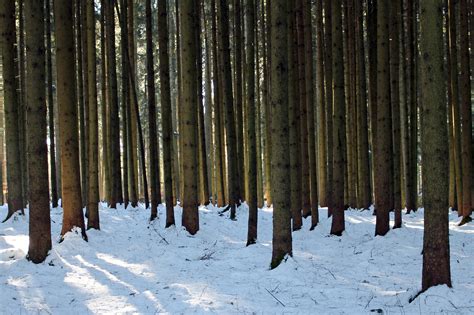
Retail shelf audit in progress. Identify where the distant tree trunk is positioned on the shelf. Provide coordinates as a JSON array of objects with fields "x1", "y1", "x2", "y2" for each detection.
[
  {"x1": 211, "y1": 0, "x2": 225, "y2": 207},
  {"x1": 100, "y1": 0, "x2": 110, "y2": 203},
  {"x1": 106, "y1": 0, "x2": 123, "y2": 208},
  {"x1": 459, "y1": 0, "x2": 473, "y2": 223},
  {"x1": 218, "y1": 0, "x2": 239, "y2": 219},
  {"x1": 263, "y1": 0, "x2": 272, "y2": 207},
  {"x1": 288, "y1": 0, "x2": 302, "y2": 231},
  {"x1": 419, "y1": 0, "x2": 452, "y2": 292},
  {"x1": 296, "y1": 0, "x2": 310, "y2": 219},
  {"x1": 0, "y1": 0, "x2": 25, "y2": 221},
  {"x1": 303, "y1": 0, "x2": 318, "y2": 229},
  {"x1": 324, "y1": 0, "x2": 334, "y2": 215},
  {"x1": 18, "y1": 0, "x2": 28, "y2": 207},
  {"x1": 0, "y1": 80, "x2": 4, "y2": 205},
  {"x1": 390, "y1": 0, "x2": 402, "y2": 228},
  {"x1": 234, "y1": 0, "x2": 245, "y2": 202},
  {"x1": 86, "y1": 0, "x2": 100, "y2": 230},
  {"x1": 270, "y1": 0, "x2": 292, "y2": 269},
  {"x1": 195, "y1": 0, "x2": 209, "y2": 206},
  {"x1": 25, "y1": 0, "x2": 52, "y2": 263},
  {"x1": 316, "y1": 0, "x2": 327, "y2": 208},
  {"x1": 355, "y1": 0, "x2": 371, "y2": 210},
  {"x1": 46, "y1": 0, "x2": 58, "y2": 209},
  {"x1": 246, "y1": 0, "x2": 257, "y2": 245},
  {"x1": 367, "y1": 0, "x2": 377, "y2": 208},
  {"x1": 374, "y1": 0, "x2": 392, "y2": 236},
  {"x1": 120, "y1": 0, "x2": 130, "y2": 209},
  {"x1": 406, "y1": 0, "x2": 418, "y2": 213},
  {"x1": 330, "y1": 0, "x2": 346, "y2": 236},
  {"x1": 255, "y1": 0, "x2": 264, "y2": 209},
  {"x1": 156, "y1": 0, "x2": 173, "y2": 224},
  {"x1": 179, "y1": 0, "x2": 199, "y2": 235},
  {"x1": 56, "y1": 0, "x2": 88, "y2": 240},
  {"x1": 447, "y1": 0, "x2": 463, "y2": 214},
  {"x1": 147, "y1": 0, "x2": 160, "y2": 221}
]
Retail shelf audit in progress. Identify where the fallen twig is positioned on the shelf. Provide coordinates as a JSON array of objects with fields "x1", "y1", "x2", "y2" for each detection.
[{"x1": 265, "y1": 288, "x2": 285, "y2": 307}]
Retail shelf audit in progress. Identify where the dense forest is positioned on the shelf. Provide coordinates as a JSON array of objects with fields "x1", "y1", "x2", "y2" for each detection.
[{"x1": 0, "y1": 0, "x2": 473, "y2": 310}]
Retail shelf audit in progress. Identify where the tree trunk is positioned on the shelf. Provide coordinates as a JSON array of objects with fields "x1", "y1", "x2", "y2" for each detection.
[
  {"x1": 459, "y1": 0, "x2": 473, "y2": 222},
  {"x1": 0, "y1": 0, "x2": 25, "y2": 221},
  {"x1": 419, "y1": 0, "x2": 452, "y2": 292},
  {"x1": 288, "y1": 0, "x2": 302, "y2": 231},
  {"x1": 46, "y1": 0, "x2": 58, "y2": 209},
  {"x1": 374, "y1": 0, "x2": 392, "y2": 236},
  {"x1": 86, "y1": 0, "x2": 100, "y2": 230},
  {"x1": 179, "y1": 0, "x2": 199, "y2": 235},
  {"x1": 324, "y1": 0, "x2": 333, "y2": 216},
  {"x1": 25, "y1": 0, "x2": 52, "y2": 263},
  {"x1": 56, "y1": 0, "x2": 88, "y2": 240},
  {"x1": 330, "y1": 0, "x2": 345, "y2": 236},
  {"x1": 270, "y1": 0, "x2": 292, "y2": 269},
  {"x1": 246, "y1": 0, "x2": 257, "y2": 245}
]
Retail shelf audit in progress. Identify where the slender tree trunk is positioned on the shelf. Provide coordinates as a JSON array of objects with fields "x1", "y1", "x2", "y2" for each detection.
[
  {"x1": 374, "y1": 0, "x2": 392, "y2": 236},
  {"x1": 330, "y1": 0, "x2": 346, "y2": 236},
  {"x1": 106, "y1": 0, "x2": 123, "y2": 208},
  {"x1": 218, "y1": 0, "x2": 240, "y2": 219},
  {"x1": 46, "y1": 0, "x2": 58, "y2": 209},
  {"x1": 18, "y1": 0, "x2": 28, "y2": 207},
  {"x1": 147, "y1": 0, "x2": 160, "y2": 221},
  {"x1": 316, "y1": 0, "x2": 327, "y2": 208},
  {"x1": 368, "y1": 0, "x2": 377, "y2": 209},
  {"x1": 25, "y1": 0, "x2": 52, "y2": 263},
  {"x1": 86, "y1": 0, "x2": 100, "y2": 230},
  {"x1": 390, "y1": 0, "x2": 402, "y2": 228},
  {"x1": 288, "y1": 0, "x2": 302, "y2": 231},
  {"x1": 355, "y1": 0, "x2": 370, "y2": 210},
  {"x1": 324, "y1": 0, "x2": 334, "y2": 216},
  {"x1": 100, "y1": 0, "x2": 110, "y2": 203},
  {"x1": 459, "y1": 0, "x2": 473, "y2": 223},
  {"x1": 246, "y1": 0, "x2": 257, "y2": 245},
  {"x1": 157, "y1": 1, "x2": 175, "y2": 227},
  {"x1": 0, "y1": 0, "x2": 25, "y2": 221},
  {"x1": 419, "y1": 0, "x2": 452, "y2": 292},
  {"x1": 263, "y1": 0, "x2": 272, "y2": 207},
  {"x1": 270, "y1": 0, "x2": 292, "y2": 269}
]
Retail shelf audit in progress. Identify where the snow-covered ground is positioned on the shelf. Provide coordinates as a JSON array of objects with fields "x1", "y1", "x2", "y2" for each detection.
[{"x1": 0, "y1": 202, "x2": 473, "y2": 314}]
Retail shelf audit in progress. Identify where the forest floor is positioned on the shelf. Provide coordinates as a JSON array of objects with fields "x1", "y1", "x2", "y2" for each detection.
[{"x1": 0, "y1": 202, "x2": 473, "y2": 314}]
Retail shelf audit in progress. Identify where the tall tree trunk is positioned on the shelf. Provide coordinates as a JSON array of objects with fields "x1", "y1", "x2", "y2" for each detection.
[
  {"x1": 86, "y1": 0, "x2": 100, "y2": 230},
  {"x1": 419, "y1": 0, "x2": 452, "y2": 292},
  {"x1": 218, "y1": 0, "x2": 240, "y2": 219},
  {"x1": 355, "y1": 0, "x2": 370, "y2": 210},
  {"x1": 179, "y1": 0, "x2": 199, "y2": 235},
  {"x1": 147, "y1": 0, "x2": 160, "y2": 221},
  {"x1": 263, "y1": 0, "x2": 272, "y2": 207},
  {"x1": 158, "y1": 0, "x2": 174, "y2": 226},
  {"x1": 100, "y1": 0, "x2": 110, "y2": 203},
  {"x1": 288, "y1": 0, "x2": 302, "y2": 231},
  {"x1": 330, "y1": 0, "x2": 346, "y2": 236},
  {"x1": 459, "y1": 0, "x2": 473, "y2": 223},
  {"x1": 374, "y1": 0, "x2": 393, "y2": 236},
  {"x1": 390, "y1": 0, "x2": 402, "y2": 228},
  {"x1": 246, "y1": 0, "x2": 258, "y2": 245},
  {"x1": 0, "y1": 0, "x2": 25, "y2": 221},
  {"x1": 447, "y1": 0, "x2": 463, "y2": 214},
  {"x1": 316, "y1": 0, "x2": 327, "y2": 208},
  {"x1": 211, "y1": 0, "x2": 225, "y2": 207},
  {"x1": 106, "y1": 0, "x2": 123, "y2": 208},
  {"x1": 46, "y1": 0, "x2": 58, "y2": 209},
  {"x1": 25, "y1": 0, "x2": 52, "y2": 263},
  {"x1": 270, "y1": 0, "x2": 292, "y2": 269},
  {"x1": 324, "y1": 0, "x2": 334, "y2": 215},
  {"x1": 303, "y1": 0, "x2": 318, "y2": 229},
  {"x1": 56, "y1": 0, "x2": 88, "y2": 240},
  {"x1": 18, "y1": 0, "x2": 28, "y2": 207}
]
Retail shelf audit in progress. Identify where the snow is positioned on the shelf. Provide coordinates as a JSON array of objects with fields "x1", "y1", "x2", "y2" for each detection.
[{"x1": 1, "y1": 203, "x2": 473, "y2": 314}]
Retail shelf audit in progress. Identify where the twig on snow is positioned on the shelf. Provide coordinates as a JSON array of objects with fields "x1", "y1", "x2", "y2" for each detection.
[{"x1": 265, "y1": 288, "x2": 285, "y2": 307}]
